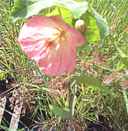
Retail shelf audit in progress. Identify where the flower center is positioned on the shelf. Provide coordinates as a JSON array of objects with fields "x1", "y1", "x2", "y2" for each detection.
[{"x1": 50, "y1": 27, "x2": 66, "y2": 43}]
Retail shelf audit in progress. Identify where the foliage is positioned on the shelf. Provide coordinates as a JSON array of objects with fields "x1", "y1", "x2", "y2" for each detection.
[
  {"x1": 11, "y1": 0, "x2": 88, "y2": 19},
  {"x1": 0, "y1": 0, "x2": 128, "y2": 130},
  {"x1": 11, "y1": 0, "x2": 109, "y2": 43}
]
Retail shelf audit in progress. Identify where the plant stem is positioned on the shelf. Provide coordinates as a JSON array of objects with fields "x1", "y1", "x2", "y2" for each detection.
[{"x1": 122, "y1": 90, "x2": 128, "y2": 114}]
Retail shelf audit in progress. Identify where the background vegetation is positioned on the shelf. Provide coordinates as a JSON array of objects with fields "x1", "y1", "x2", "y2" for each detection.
[{"x1": 0, "y1": 0, "x2": 128, "y2": 130}]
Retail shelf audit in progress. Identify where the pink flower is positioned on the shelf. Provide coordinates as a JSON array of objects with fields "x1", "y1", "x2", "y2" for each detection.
[{"x1": 18, "y1": 16, "x2": 85, "y2": 76}]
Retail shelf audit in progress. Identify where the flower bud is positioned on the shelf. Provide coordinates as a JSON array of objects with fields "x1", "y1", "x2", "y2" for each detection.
[{"x1": 75, "y1": 19, "x2": 86, "y2": 33}]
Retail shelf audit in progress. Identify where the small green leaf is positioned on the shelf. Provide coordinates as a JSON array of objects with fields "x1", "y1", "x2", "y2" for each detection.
[
  {"x1": 121, "y1": 58, "x2": 128, "y2": 68},
  {"x1": 123, "y1": 90, "x2": 128, "y2": 114},
  {"x1": 93, "y1": 9, "x2": 109, "y2": 39},
  {"x1": 115, "y1": 43, "x2": 128, "y2": 58},
  {"x1": 82, "y1": 12, "x2": 100, "y2": 43},
  {"x1": 115, "y1": 43, "x2": 128, "y2": 68},
  {"x1": 74, "y1": 74, "x2": 102, "y2": 88},
  {"x1": 0, "y1": 70, "x2": 8, "y2": 80},
  {"x1": 49, "y1": 105, "x2": 70, "y2": 119}
]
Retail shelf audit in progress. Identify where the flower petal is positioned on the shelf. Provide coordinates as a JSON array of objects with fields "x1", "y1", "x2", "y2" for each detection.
[
  {"x1": 67, "y1": 28, "x2": 85, "y2": 47},
  {"x1": 18, "y1": 16, "x2": 85, "y2": 76},
  {"x1": 38, "y1": 44, "x2": 76, "y2": 76}
]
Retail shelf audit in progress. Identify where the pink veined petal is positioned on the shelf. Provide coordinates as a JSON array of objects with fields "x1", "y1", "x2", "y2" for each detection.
[
  {"x1": 27, "y1": 16, "x2": 69, "y2": 30},
  {"x1": 19, "y1": 36, "x2": 45, "y2": 57},
  {"x1": 18, "y1": 16, "x2": 54, "y2": 42},
  {"x1": 67, "y1": 28, "x2": 85, "y2": 47},
  {"x1": 38, "y1": 43, "x2": 76, "y2": 76}
]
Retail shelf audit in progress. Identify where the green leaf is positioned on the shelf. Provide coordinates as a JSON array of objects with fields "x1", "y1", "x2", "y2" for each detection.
[
  {"x1": 43, "y1": 6, "x2": 73, "y2": 26},
  {"x1": 11, "y1": 0, "x2": 88, "y2": 21},
  {"x1": 82, "y1": 12, "x2": 100, "y2": 43},
  {"x1": 123, "y1": 90, "x2": 128, "y2": 114},
  {"x1": 115, "y1": 43, "x2": 128, "y2": 68},
  {"x1": 116, "y1": 61, "x2": 125, "y2": 71},
  {"x1": 11, "y1": 0, "x2": 28, "y2": 21},
  {"x1": 57, "y1": 0, "x2": 88, "y2": 19},
  {"x1": 93, "y1": 9, "x2": 109, "y2": 39},
  {"x1": 74, "y1": 73, "x2": 114, "y2": 96},
  {"x1": 74, "y1": 73, "x2": 102, "y2": 88},
  {"x1": 121, "y1": 58, "x2": 128, "y2": 68},
  {"x1": 26, "y1": 0, "x2": 55, "y2": 18},
  {"x1": 0, "y1": 70, "x2": 8, "y2": 80},
  {"x1": 49, "y1": 105, "x2": 70, "y2": 119},
  {"x1": 115, "y1": 43, "x2": 128, "y2": 58}
]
